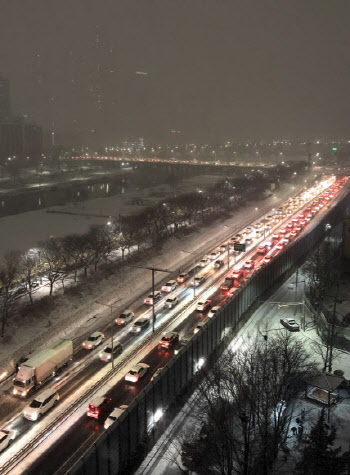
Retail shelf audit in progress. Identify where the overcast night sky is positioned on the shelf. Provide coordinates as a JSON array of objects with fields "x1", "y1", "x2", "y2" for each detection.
[{"x1": 1, "y1": 0, "x2": 349, "y2": 144}]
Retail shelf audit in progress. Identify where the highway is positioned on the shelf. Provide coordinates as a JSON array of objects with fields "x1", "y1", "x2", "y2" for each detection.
[{"x1": 0, "y1": 175, "x2": 347, "y2": 474}]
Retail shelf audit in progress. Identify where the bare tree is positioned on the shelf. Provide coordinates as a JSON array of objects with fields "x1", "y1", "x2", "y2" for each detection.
[
  {"x1": 0, "y1": 252, "x2": 21, "y2": 336},
  {"x1": 20, "y1": 250, "x2": 40, "y2": 304},
  {"x1": 173, "y1": 331, "x2": 315, "y2": 475},
  {"x1": 40, "y1": 238, "x2": 65, "y2": 295}
]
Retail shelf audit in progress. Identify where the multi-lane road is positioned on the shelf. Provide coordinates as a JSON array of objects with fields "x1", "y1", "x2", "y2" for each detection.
[{"x1": 0, "y1": 175, "x2": 348, "y2": 475}]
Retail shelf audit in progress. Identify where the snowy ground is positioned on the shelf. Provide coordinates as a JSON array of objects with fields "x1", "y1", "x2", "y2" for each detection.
[
  {"x1": 136, "y1": 270, "x2": 350, "y2": 475},
  {"x1": 0, "y1": 174, "x2": 224, "y2": 259},
  {"x1": 0, "y1": 177, "x2": 307, "y2": 377}
]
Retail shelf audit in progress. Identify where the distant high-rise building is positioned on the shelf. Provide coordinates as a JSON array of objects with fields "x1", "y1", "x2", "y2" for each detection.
[
  {"x1": 0, "y1": 117, "x2": 42, "y2": 162},
  {"x1": 0, "y1": 75, "x2": 11, "y2": 122}
]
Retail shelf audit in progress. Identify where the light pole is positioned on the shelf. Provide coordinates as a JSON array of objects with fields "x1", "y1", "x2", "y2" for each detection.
[
  {"x1": 181, "y1": 250, "x2": 198, "y2": 299},
  {"x1": 95, "y1": 300, "x2": 120, "y2": 369},
  {"x1": 132, "y1": 265, "x2": 174, "y2": 333}
]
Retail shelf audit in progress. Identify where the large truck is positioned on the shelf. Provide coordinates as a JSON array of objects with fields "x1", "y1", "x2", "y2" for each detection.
[{"x1": 13, "y1": 339, "x2": 73, "y2": 397}]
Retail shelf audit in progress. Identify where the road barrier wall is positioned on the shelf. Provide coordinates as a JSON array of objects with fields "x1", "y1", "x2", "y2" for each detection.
[{"x1": 70, "y1": 192, "x2": 350, "y2": 475}]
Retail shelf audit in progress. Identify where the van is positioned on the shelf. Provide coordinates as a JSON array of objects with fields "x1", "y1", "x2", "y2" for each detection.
[{"x1": 23, "y1": 388, "x2": 59, "y2": 421}]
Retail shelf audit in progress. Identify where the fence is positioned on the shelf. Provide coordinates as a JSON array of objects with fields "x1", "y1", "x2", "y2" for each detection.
[{"x1": 70, "y1": 191, "x2": 350, "y2": 475}]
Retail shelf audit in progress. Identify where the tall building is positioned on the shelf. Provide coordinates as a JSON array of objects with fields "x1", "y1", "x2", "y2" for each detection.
[
  {"x1": 0, "y1": 117, "x2": 42, "y2": 162},
  {"x1": 0, "y1": 75, "x2": 11, "y2": 122}
]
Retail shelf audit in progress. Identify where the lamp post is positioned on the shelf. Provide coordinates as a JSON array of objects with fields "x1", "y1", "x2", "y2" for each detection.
[
  {"x1": 95, "y1": 301, "x2": 120, "y2": 369},
  {"x1": 181, "y1": 250, "x2": 198, "y2": 298}
]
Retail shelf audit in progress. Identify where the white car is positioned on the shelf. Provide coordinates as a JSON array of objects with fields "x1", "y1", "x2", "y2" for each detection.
[
  {"x1": 125, "y1": 363, "x2": 150, "y2": 382},
  {"x1": 208, "y1": 306, "x2": 221, "y2": 317},
  {"x1": 115, "y1": 309, "x2": 134, "y2": 326},
  {"x1": 280, "y1": 318, "x2": 300, "y2": 332},
  {"x1": 196, "y1": 300, "x2": 211, "y2": 312},
  {"x1": 198, "y1": 257, "x2": 210, "y2": 268},
  {"x1": 210, "y1": 251, "x2": 220, "y2": 260},
  {"x1": 177, "y1": 273, "x2": 189, "y2": 283},
  {"x1": 161, "y1": 280, "x2": 178, "y2": 293},
  {"x1": 104, "y1": 405, "x2": 128, "y2": 429},
  {"x1": 191, "y1": 276, "x2": 205, "y2": 287},
  {"x1": 194, "y1": 322, "x2": 206, "y2": 334},
  {"x1": 219, "y1": 244, "x2": 227, "y2": 253},
  {"x1": 99, "y1": 342, "x2": 123, "y2": 362},
  {"x1": 82, "y1": 331, "x2": 105, "y2": 350},
  {"x1": 144, "y1": 291, "x2": 161, "y2": 305},
  {"x1": 164, "y1": 296, "x2": 179, "y2": 309},
  {"x1": 130, "y1": 317, "x2": 150, "y2": 334},
  {"x1": 23, "y1": 388, "x2": 59, "y2": 421},
  {"x1": 0, "y1": 429, "x2": 15, "y2": 453}
]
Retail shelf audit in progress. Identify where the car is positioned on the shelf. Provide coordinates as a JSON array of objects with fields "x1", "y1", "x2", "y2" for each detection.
[
  {"x1": 198, "y1": 257, "x2": 210, "y2": 268},
  {"x1": 311, "y1": 209, "x2": 317, "y2": 215},
  {"x1": 177, "y1": 273, "x2": 189, "y2": 283},
  {"x1": 23, "y1": 388, "x2": 59, "y2": 421},
  {"x1": 272, "y1": 233, "x2": 280, "y2": 241},
  {"x1": 104, "y1": 405, "x2": 128, "y2": 429},
  {"x1": 254, "y1": 222, "x2": 262, "y2": 229},
  {"x1": 300, "y1": 219, "x2": 306, "y2": 226},
  {"x1": 292, "y1": 218, "x2": 299, "y2": 225},
  {"x1": 257, "y1": 246, "x2": 267, "y2": 255},
  {"x1": 125, "y1": 363, "x2": 150, "y2": 382},
  {"x1": 214, "y1": 259, "x2": 225, "y2": 269},
  {"x1": 210, "y1": 251, "x2": 220, "y2": 260},
  {"x1": 151, "y1": 368, "x2": 164, "y2": 381},
  {"x1": 161, "y1": 280, "x2": 178, "y2": 293},
  {"x1": 82, "y1": 331, "x2": 105, "y2": 350},
  {"x1": 245, "y1": 226, "x2": 253, "y2": 235},
  {"x1": 208, "y1": 306, "x2": 221, "y2": 317},
  {"x1": 196, "y1": 300, "x2": 211, "y2": 312},
  {"x1": 99, "y1": 342, "x2": 123, "y2": 362},
  {"x1": 280, "y1": 318, "x2": 300, "y2": 332},
  {"x1": 244, "y1": 260, "x2": 255, "y2": 270},
  {"x1": 279, "y1": 228, "x2": 287, "y2": 235},
  {"x1": 191, "y1": 276, "x2": 205, "y2": 287},
  {"x1": 115, "y1": 309, "x2": 134, "y2": 326},
  {"x1": 231, "y1": 269, "x2": 245, "y2": 284},
  {"x1": 219, "y1": 243, "x2": 228, "y2": 253},
  {"x1": 245, "y1": 238, "x2": 252, "y2": 245},
  {"x1": 286, "y1": 223, "x2": 293, "y2": 231},
  {"x1": 264, "y1": 240, "x2": 273, "y2": 249},
  {"x1": 263, "y1": 255, "x2": 272, "y2": 264},
  {"x1": 164, "y1": 296, "x2": 179, "y2": 309},
  {"x1": 305, "y1": 216, "x2": 311, "y2": 222},
  {"x1": 0, "y1": 429, "x2": 15, "y2": 453},
  {"x1": 255, "y1": 230, "x2": 264, "y2": 238},
  {"x1": 298, "y1": 213, "x2": 305, "y2": 219},
  {"x1": 159, "y1": 332, "x2": 179, "y2": 349},
  {"x1": 295, "y1": 225, "x2": 302, "y2": 232},
  {"x1": 290, "y1": 231, "x2": 298, "y2": 238},
  {"x1": 87, "y1": 396, "x2": 112, "y2": 419},
  {"x1": 130, "y1": 317, "x2": 150, "y2": 334},
  {"x1": 281, "y1": 237, "x2": 290, "y2": 244},
  {"x1": 194, "y1": 322, "x2": 206, "y2": 334},
  {"x1": 276, "y1": 242, "x2": 284, "y2": 250},
  {"x1": 174, "y1": 337, "x2": 191, "y2": 355},
  {"x1": 144, "y1": 291, "x2": 161, "y2": 305}
]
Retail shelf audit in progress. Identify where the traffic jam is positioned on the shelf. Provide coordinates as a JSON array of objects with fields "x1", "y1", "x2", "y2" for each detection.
[{"x1": 0, "y1": 176, "x2": 348, "y2": 472}]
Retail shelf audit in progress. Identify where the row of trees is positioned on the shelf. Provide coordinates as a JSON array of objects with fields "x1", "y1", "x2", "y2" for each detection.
[
  {"x1": 0, "y1": 163, "x2": 305, "y2": 337},
  {"x1": 169, "y1": 331, "x2": 348, "y2": 474}
]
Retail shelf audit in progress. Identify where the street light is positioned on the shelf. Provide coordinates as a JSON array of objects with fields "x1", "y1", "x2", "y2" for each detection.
[
  {"x1": 182, "y1": 250, "x2": 198, "y2": 298},
  {"x1": 95, "y1": 300, "x2": 120, "y2": 369}
]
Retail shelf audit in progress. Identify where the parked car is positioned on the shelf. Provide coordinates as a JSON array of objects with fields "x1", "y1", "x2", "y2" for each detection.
[
  {"x1": 164, "y1": 296, "x2": 179, "y2": 309},
  {"x1": 158, "y1": 332, "x2": 179, "y2": 349},
  {"x1": 125, "y1": 363, "x2": 150, "y2": 383},
  {"x1": 151, "y1": 368, "x2": 164, "y2": 381},
  {"x1": 0, "y1": 429, "x2": 15, "y2": 453},
  {"x1": 280, "y1": 318, "x2": 300, "y2": 332},
  {"x1": 82, "y1": 331, "x2": 105, "y2": 350},
  {"x1": 144, "y1": 291, "x2": 161, "y2": 305},
  {"x1": 263, "y1": 256, "x2": 272, "y2": 264},
  {"x1": 194, "y1": 322, "x2": 206, "y2": 334},
  {"x1": 177, "y1": 273, "x2": 189, "y2": 283},
  {"x1": 104, "y1": 405, "x2": 128, "y2": 429},
  {"x1": 161, "y1": 280, "x2": 178, "y2": 293},
  {"x1": 174, "y1": 337, "x2": 191, "y2": 355},
  {"x1": 23, "y1": 388, "x2": 59, "y2": 421},
  {"x1": 196, "y1": 300, "x2": 211, "y2": 312},
  {"x1": 130, "y1": 317, "x2": 150, "y2": 334},
  {"x1": 115, "y1": 309, "x2": 134, "y2": 326},
  {"x1": 87, "y1": 396, "x2": 112, "y2": 419},
  {"x1": 99, "y1": 342, "x2": 123, "y2": 363}
]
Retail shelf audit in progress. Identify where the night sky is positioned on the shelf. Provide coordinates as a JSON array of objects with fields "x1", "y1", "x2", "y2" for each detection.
[{"x1": 1, "y1": 1, "x2": 349, "y2": 144}]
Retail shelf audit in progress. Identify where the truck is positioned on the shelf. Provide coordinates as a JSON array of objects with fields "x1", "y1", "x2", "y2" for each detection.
[{"x1": 13, "y1": 339, "x2": 73, "y2": 397}]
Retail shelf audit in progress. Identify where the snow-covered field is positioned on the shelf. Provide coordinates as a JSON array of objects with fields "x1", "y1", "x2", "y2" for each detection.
[{"x1": 0, "y1": 178, "x2": 304, "y2": 376}]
